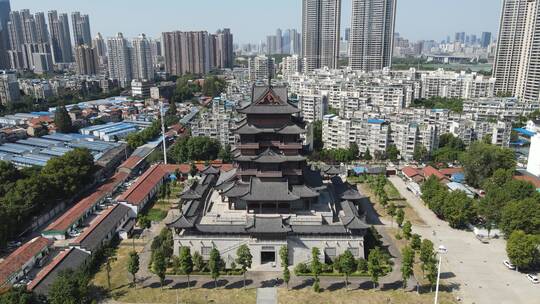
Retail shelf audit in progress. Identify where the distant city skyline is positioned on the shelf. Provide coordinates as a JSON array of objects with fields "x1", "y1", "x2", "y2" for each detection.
[{"x1": 12, "y1": 0, "x2": 501, "y2": 43}]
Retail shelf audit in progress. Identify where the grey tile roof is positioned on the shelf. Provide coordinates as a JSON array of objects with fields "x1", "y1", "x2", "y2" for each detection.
[
  {"x1": 73, "y1": 204, "x2": 131, "y2": 252},
  {"x1": 245, "y1": 216, "x2": 292, "y2": 234},
  {"x1": 235, "y1": 148, "x2": 306, "y2": 163},
  {"x1": 238, "y1": 85, "x2": 299, "y2": 115},
  {"x1": 339, "y1": 201, "x2": 369, "y2": 230},
  {"x1": 291, "y1": 185, "x2": 319, "y2": 198},
  {"x1": 223, "y1": 181, "x2": 249, "y2": 197},
  {"x1": 241, "y1": 178, "x2": 299, "y2": 202},
  {"x1": 215, "y1": 168, "x2": 237, "y2": 187},
  {"x1": 32, "y1": 248, "x2": 90, "y2": 295},
  {"x1": 332, "y1": 176, "x2": 364, "y2": 201},
  {"x1": 235, "y1": 123, "x2": 305, "y2": 135},
  {"x1": 201, "y1": 165, "x2": 220, "y2": 175},
  {"x1": 290, "y1": 225, "x2": 348, "y2": 234}
]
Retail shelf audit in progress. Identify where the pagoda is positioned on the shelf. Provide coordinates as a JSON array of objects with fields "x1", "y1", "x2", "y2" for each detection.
[{"x1": 168, "y1": 82, "x2": 368, "y2": 267}]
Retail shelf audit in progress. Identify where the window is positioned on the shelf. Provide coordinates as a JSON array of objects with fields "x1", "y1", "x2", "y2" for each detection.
[
  {"x1": 349, "y1": 247, "x2": 360, "y2": 257},
  {"x1": 201, "y1": 246, "x2": 212, "y2": 256},
  {"x1": 324, "y1": 247, "x2": 336, "y2": 258}
]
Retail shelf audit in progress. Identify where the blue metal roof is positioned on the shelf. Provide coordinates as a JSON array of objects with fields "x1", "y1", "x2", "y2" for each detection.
[
  {"x1": 367, "y1": 119, "x2": 385, "y2": 124},
  {"x1": 514, "y1": 128, "x2": 535, "y2": 137}
]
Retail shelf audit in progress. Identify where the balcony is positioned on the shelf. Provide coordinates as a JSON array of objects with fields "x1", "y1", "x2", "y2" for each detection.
[
  {"x1": 237, "y1": 143, "x2": 260, "y2": 149},
  {"x1": 259, "y1": 141, "x2": 303, "y2": 150}
]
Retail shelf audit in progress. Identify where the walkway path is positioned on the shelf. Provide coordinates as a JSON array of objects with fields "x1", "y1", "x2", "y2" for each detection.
[{"x1": 389, "y1": 176, "x2": 540, "y2": 304}]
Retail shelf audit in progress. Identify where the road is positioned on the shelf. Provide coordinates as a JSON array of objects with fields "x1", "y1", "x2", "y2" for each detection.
[{"x1": 389, "y1": 176, "x2": 540, "y2": 304}]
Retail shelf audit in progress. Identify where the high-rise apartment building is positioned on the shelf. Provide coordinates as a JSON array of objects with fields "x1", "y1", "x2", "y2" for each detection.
[
  {"x1": 480, "y1": 32, "x2": 492, "y2": 48},
  {"x1": 71, "y1": 12, "x2": 91, "y2": 46},
  {"x1": 48, "y1": 11, "x2": 73, "y2": 63},
  {"x1": 162, "y1": 30, "x2": 224, "y2": 76},
  {"x1": 34, "y1": 12, "x2": 48, "y2": 44},
  {"x1": 107, "y1": 32, "x2": 132, "y2": 87},
  {"x1": 0, "y1": 70, "x2": 20, "y2": 105},
  {"x1": 132, "y1": 33, "x2": 154, "y2": 80},
  {"x1": 494, "y1": 0, "x2": 540, "y2": 102},
  {"x1": 92, "y1": 32, "x2": 107, "y2": 58},
  {"x1": 302, "y1": 0, "x2": 341, "y2": 71},
  {"x1": 75, "y1": 44, "x2": 98, "y2": 75},
  {"x1": 215, "y1": 28, "x2": 234, "y2": 69},
  {"x1": 349, "y1": 0, "x2": 396, "y2": 72},
  {"x1": 0, "y1": 0, "x2": 10, "y2": 69},
  {"x1": 248, "y1": 55, "x2": 275, "y2": 81}
]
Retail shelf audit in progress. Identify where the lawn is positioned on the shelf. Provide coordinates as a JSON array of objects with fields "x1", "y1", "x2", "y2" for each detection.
[
  {"x1": 359, "y1": 184, "x2": 425, "y2": 226},
  {"x1": 91, "y1": 239, "x2": 256, "y2": 304},
  {"x1": 279, "y1": 289, "x2": 457, "y2": 304}
]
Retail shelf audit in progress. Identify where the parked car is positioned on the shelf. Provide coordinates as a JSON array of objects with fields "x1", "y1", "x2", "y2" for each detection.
[
  {"x1": 526, "y1": 274, "x2": 539, "y2": 284},
  {"x1": 7, "y1": 241, "x2": 22, "y2": 248},
  {"x1": 503, "y1": 260, "x2": 516, "y2": 270}
]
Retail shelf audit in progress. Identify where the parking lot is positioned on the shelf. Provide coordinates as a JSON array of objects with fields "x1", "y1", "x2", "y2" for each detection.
[{"x1": 389, "y1": 176, "x2": 540, "y2": 304}]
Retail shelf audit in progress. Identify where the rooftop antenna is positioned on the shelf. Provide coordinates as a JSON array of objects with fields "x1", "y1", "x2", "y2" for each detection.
[
  {"x1": 268, "y1": 64, "x2": 273, "y2": 88},
  {"x1": 160, "y1": 100, "x2": 168, "y2": 165}
]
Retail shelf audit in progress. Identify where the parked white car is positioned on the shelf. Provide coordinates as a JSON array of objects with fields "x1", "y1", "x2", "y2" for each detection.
[
  {"x1": 526, "y1": 274, "x2": 539, "y2": 284},
  {"x1": 503, "y1": 260, "x2": 516, "y2": 270}
]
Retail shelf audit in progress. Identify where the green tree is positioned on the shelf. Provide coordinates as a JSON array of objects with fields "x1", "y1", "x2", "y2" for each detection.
[
  {"x1": 152, "y1": 250, "x2": 167, "y2": 288},
  {"x1": 0, "y1": 287, "x2": 47, "y2": 304},
  {"x1": 460, "y1": 142, "x2": 516, "y2": 188},
  {"x1": 279, "y1": 246, "x2": 290, "y2": 289},
  {"x1": 192, "y1": 251, "x2": 204, "y2": 272},
  {"x1": 312, "y1": 121, "x2": 323, "y2": 151},
  {"x1": 424, "y1": 256, "x2": 438, "y2": 291},
  {"x1": 419, "y1": 239, "x2": 435, "y2": 274},
  {"x1": 410, "y1": 234, "x2": 422, "y2": 251},
  {"x1": 386, "y1": 145, "x2": 400, "y2": 161},
  {"x1": 282, "y1": 267, "x2": 291, "y2": 290},
  {"x1": 443, "y1": 191, "x2": 476, "y2": 229},
  {"x1": 368, "y1": 248, "x2": 384, "y2": 289},
  {"x1": 236, "y1": 244, "x2": 252, "y2": 288},
  {"x1": 401, "y1": 246, "x2": 415, "y2": 289},
  {"x1": 500, "y1": 198, "x2": 540, "y2": 236},
  {"x1": 379, "y1": 191, "x2": 389, "y2": 209},
  {"x1": 402, "y1": 221, "x2": 412, "y2": 240},
  {"x1": 48, "y1": 269, "x2": 89, "y2": 304},
  {"x1": 54, "y1": 104, "x2": 73, "y2": 133},
  {"x1": 395, "y1": 208, "x2": 405, "y2": 227},
  {"x1": 413, "y1": 145, "x2": 429, "y2": 162},
  {"x1": 189, "y1": 161, "x2": 198, "y2": 177},
  {"x1": 311, "y1": 247, "x2": 322, "y2": 292},
  {"x1": 218, "y1": 144, "x2": 233, "y2": 163},
  {"x1": 179, "y1": 246, "x2": 194, "y2": 289},
  {"x1": 388, "y1": 203, "x2": 397, "y2": 226},
  {"x1": 506, "y1": 230, "x2": 539, "y2": 271},
  {"x1": 209, "y1": 248, "x2": 224, "y2": 288},
  {"x1": 364, "y1": 148, "x2": 373, "y2": 161},
  {"x1": 104, "y1": 249, "x2": 117, "y2": 290},
  {"x1": 339, "y1": 250, "x2": 357, "y2": 290},
  {"x1": 127, "y1": 251, "x2": 140, "y2": 286},
  {"x1": 349, "y1": 143, "x2": 359, "y2": 159}
]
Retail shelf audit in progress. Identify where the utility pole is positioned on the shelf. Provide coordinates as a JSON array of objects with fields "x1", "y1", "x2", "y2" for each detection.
[
  {"x1": 434, "y1": 245, "x2": 448, "y2": 304},
  {"x1": 160, "y1": 101, "x2": 168, "y2": 164}
]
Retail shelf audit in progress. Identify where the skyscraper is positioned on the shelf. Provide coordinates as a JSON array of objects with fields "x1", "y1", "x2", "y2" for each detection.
[
  {"x1": 275, "y1": 28, "x2": 283, "y2": 54},
  {"x1": 107, "y1": 32, "x2": 132, "y2": 87},
  {"x1": 349, "y1": 0, "x2": 396, "y2": 72},
  {"x1": 162, "y1": 30, "x2": 214, "y2": 76},
  {"x1": 493, "y1": 0, "x2": 540, "y2": 101},
  {"x1": 0, "y1": 0, "x2": 11, "y2": 69},
  {"x1": 71, "y1": 12, "x2": 91, "y2": 46},
  {"x1": 48, "y1": 11, "x2": 73, "y2": 63},
  {"x1": 480, "y1": 32, "x2": 492, "y2": 48},
  {"x1": 75, "y1": 44, "x2": 98, "y2": 75},
  {"x1": 132, "y1": 33, "x2": 154, "y2": 81},
  {"x1": 215, "y1": 28, "x2": 234, "y2": 69},
  {"x1": 34, "y1": 12, "x2": 48, "y2": 44},
  {"x1": 302, "y1": 0, "x2": 341, "y2": 71},
  {"x1": 92, "y1": 32, "x2": 106, "y2": 58}
]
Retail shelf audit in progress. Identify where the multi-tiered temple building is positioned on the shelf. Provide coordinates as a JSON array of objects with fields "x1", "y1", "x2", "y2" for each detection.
[{"x1": 168, "y1": 83, "x2": 369, "y2": 268}]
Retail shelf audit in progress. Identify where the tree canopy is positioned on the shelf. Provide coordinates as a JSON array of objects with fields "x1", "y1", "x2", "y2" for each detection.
[
  {"x1": 168, "y1": 136, "x2": 222, "y2": 163},
  {"x1": 54, "y1": 104, "x2": 73, "y2": 133},
  {"x1": 460, "y1": 142, "x2": 515, "y2": 188}
]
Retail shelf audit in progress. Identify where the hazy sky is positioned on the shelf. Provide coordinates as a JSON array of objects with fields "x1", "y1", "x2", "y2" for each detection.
[{"x1": 12, "y1": 0, "x2": 502, "y2": 43}]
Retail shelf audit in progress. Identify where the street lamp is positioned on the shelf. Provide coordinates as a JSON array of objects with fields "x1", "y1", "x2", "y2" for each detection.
[{"x1": 434, "y1": 245, "x2": 448, "y2": 304}]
